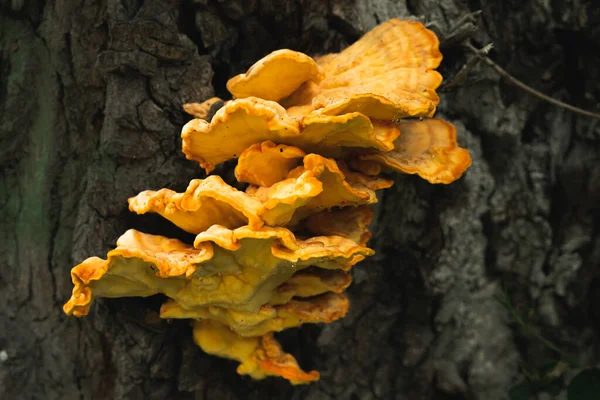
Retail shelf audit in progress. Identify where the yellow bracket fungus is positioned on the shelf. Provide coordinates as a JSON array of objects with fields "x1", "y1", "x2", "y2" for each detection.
[
  {"x1": 128, "y1": 175, "x2": 264, "y2": 234},
  {"x1": 64, "y1": 226, "x2": 372, "y2": 317},
  {"x1": 269, "y1": 269, "x2": 352, "y2": 305},
  {"x1": 299, "y1": 113, "x2": 400, "y2": 152},
  {"x1": 227, "y1": 49, "x2": 324, "y2": 101},
  {"x1": 304, "y1": 206, "x2": 374, "y2": 247},
  {"x1": 63, "y1": 18, "x2": 474, "y2": 386},
  {"x1": 235, "y1": 141, "x2": 305, "y2": 187},
  {"x1": 181, "y1": 97, "x2": 401, "y2": 173},
  {"x1": 183, "y1": 97, "x2": 223, "y2": 119},
  {"x1": 247, "y1": 153, "x2": 392, "y2": 226},
  {"x1": 282, "y1": 19, "x2": 442, "y2": 119},
  {"x1": 357, "y1": 118, "x2": 473, "y2": 184},
  {"x1": 129, "y1": 153, "x2": 391, "y2": 232},
  {"x1": 229, "y1": 20, "x2": 442, "y2": 120},
  {"x1": 193, "y1": 319, "x2": 320, "y2": 384},
  {"x1": 161, "y1": 292, "x2": 349, "y2": 337}
]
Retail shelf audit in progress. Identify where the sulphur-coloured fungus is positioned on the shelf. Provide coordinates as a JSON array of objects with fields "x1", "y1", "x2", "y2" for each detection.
[
  {"x1": 246, "y1": 154, "x2": 392, "y2": 226},
  {"x1": 357, "y1": 118, "x2": 473, "y2": 184},
  {"x1": 183, "y1": 97, "x2": 224, "y2": 119},
  {"x1": 193, "y1": 319, "x2": 320, "y2": 384},
  {"x1": 181, "y1": 97, "x2": 401, "y2": 173},
  {"x1": 281, "y1": 19, "x2": 443, "y2": 119},
  {"x1": 63, "y1": 17, "x2": 474, "y2": 385},
  {"x1": 161, "y1": 292, "x2": 349, "y2": 337},
  {"x1": 64, "y1": 226, "x2": 372, "y2": 317},
  {"x1": 304, "y1": 206, "x2": 374, "y2": 246},
  {"x1": 130, "y1": 153, "x2": 391, "y2": 231},
  {"x1": 128, "y1": 175, "x2": 264, "y2": 234},
  {"x1": 268, "y1": 269, "x2": 353, "y2": 305},
  {"x1": 234, "y1": 141, "x2": 305, "y2": 187},
  {"x1": 227, "y1": 49, "x2": 324, "y2": 101}
]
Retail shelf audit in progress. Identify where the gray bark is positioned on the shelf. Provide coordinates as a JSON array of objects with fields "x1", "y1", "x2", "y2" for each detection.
[{"x1": 1, "y1": 0, "x2": 598, "y2": 399}]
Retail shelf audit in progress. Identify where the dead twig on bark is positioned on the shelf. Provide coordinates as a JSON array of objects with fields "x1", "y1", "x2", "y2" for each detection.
[{"x1": 466, "y1": 42, "x2": 600, "y2": 120}]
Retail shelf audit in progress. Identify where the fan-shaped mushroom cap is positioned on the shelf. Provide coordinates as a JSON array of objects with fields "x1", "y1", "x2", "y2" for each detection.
[
  {"x1": 358, "y1": 118, "x2": 472, "y2": 184},
  {"x1": 193, "y1": 320, "x2": 320, "y2": 384},
  {"x1": 181, "y1": 97, "x2": 400, "y2": 173},
  {"x1": 304, "y1": 206, "x2": 374, "y2": 247},
  {"x1": 248, "y1": 154, "x2": 392, "y2": 226},
  {"x1": 300, "y1": 113, "x2": 399, "y2": 152},
  {"x1": 281, "y1": 19, "x2": 443, "y2": 120},
  {"x1": 129, "y1": 157, "x2": 389, "y2": 233},
  {"x1": 63, "y1": 227, "x2": 372, "y2": 316},
  {"x1": 319, "y1": 19, "x2": 442, "y2": 72},
  {"x1": 227, "y1": 49, "x2": 324, "y2": 101},
  {"x1": 128, "y1": 175, "x2": 263, "y2": 234},
  {"x1": 161, "y1": 269, "x2": 351, "y2": 317},
  {"x1": 193, "y1": 225, "x2": 372, "y2": 271},
  {"x1": 235, "y1": 141, "x2": 305, "y2": 187},
  {"x1": 63, "y1": 229, "x2": 215, "y2": 317},
  {"x1": 183, "y1": 97, "x2": 224, "y2": 119},
  {"x1": 181, "y1": 98, "x2": 299, "y2": 173},
  {"x1": 161, "y1": 292, "x2": 349, "y2": 337},
  {"x1": 225, "y1": 20, "x2": 442, "y2": 120},
  {"x1": 269, "y1": 269, "x2": 352, "y2": 305}
]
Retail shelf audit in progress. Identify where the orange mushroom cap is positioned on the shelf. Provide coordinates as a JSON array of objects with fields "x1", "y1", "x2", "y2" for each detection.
[
  {"x1": 183, "y1": 97, "x2": 224, "y2": 119},
  {"x1": 281, "y1": 19, "x2": 443, "y2": 120},
  {"x1": 181, "y1": 97, "x2": 400, "y2": 173},
  {"x1": 130, "y1": 156, "x2": 389, "y2": 233},
  {"x1": 269, "y1": 269, "x2": 352, "y2": 305},
  {"x1": 193, "y1": 224, "x2": 372, "y2": 270},
  {"x1": 247, "y1": 154, "x2": 392, "y2": 226},
  {"x1": 225, "y1": 20, "x2": 442, "y2": 120},
  {"x1": 358, "y1": 118, "x2": 473, "y2": 184},
  {"x1": 304, "y1": 206, "x2": 374, "y2": 247},
  {"x1": 227, "y1": 49, "x2": 324, "y2": 101},
  {"x1": 161, "y1": 292, "x2": 349, "y2": 337},
  {"x1": 235, "y1": 141, "x2": 305, "y2": 187},
  {"x1": 128, "y1": 175, "x2": 264, "y2": 234},
  {"x1": 62, "y1": 229, "x2": 215, "y2": 317},
  {"x1": 193, "y1": 319, "x2": 320, "y2": 384},
  {"x1": 300, "y1": 113, "x2": 400, "y2": 152},
  {"x1": 63, "y1": 226, "x2": 372, "y2": 316}
]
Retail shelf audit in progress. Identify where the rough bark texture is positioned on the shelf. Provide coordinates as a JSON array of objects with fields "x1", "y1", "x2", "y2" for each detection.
[{"x1": 1, "y1": 0, "x2": 599, "y2": 399}]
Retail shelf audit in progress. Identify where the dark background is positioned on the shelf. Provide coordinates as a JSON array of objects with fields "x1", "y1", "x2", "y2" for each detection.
[{"x1": 1, "y1": 0, "x2": 599, "y2": 399}]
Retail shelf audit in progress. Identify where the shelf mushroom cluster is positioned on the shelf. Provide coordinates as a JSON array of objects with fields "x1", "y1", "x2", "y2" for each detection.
[{"x1": 63, "y1": 19, "x2": 472, "y2": 384}]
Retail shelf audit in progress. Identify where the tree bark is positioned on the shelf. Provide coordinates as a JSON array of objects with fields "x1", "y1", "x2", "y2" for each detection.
[{"x1": 1, "y1": 0, "x2": 598, "y2": 399}]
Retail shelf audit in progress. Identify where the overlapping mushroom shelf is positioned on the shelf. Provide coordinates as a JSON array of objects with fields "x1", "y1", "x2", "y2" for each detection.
[{"x1": 63, "y1": 19, "x2": 472, "y2": 384}]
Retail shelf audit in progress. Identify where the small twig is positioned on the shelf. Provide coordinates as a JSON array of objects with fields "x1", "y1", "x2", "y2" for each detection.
[
  {"x1": 441, "y1": 57, "x2": 481, "y2": 90},
  {"x1": 466, "y1": 43, "x2": 600, "y2": 120},
  {"x1": 442, "y1": 43, "x2": 493, "y2": 90},
  {"x1": 439, "y1": 10, "x2": 482, "y2": 49}
]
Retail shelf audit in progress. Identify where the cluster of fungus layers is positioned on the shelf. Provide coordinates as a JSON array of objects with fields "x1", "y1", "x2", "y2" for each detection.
[{"x1": 63, "y1": 19, "x2": 472, "y2": 384}]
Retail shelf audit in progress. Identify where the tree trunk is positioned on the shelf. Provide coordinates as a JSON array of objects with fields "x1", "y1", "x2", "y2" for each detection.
[{"x1": 1, "y1": 0, "x2": 598, "y2": 399}]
